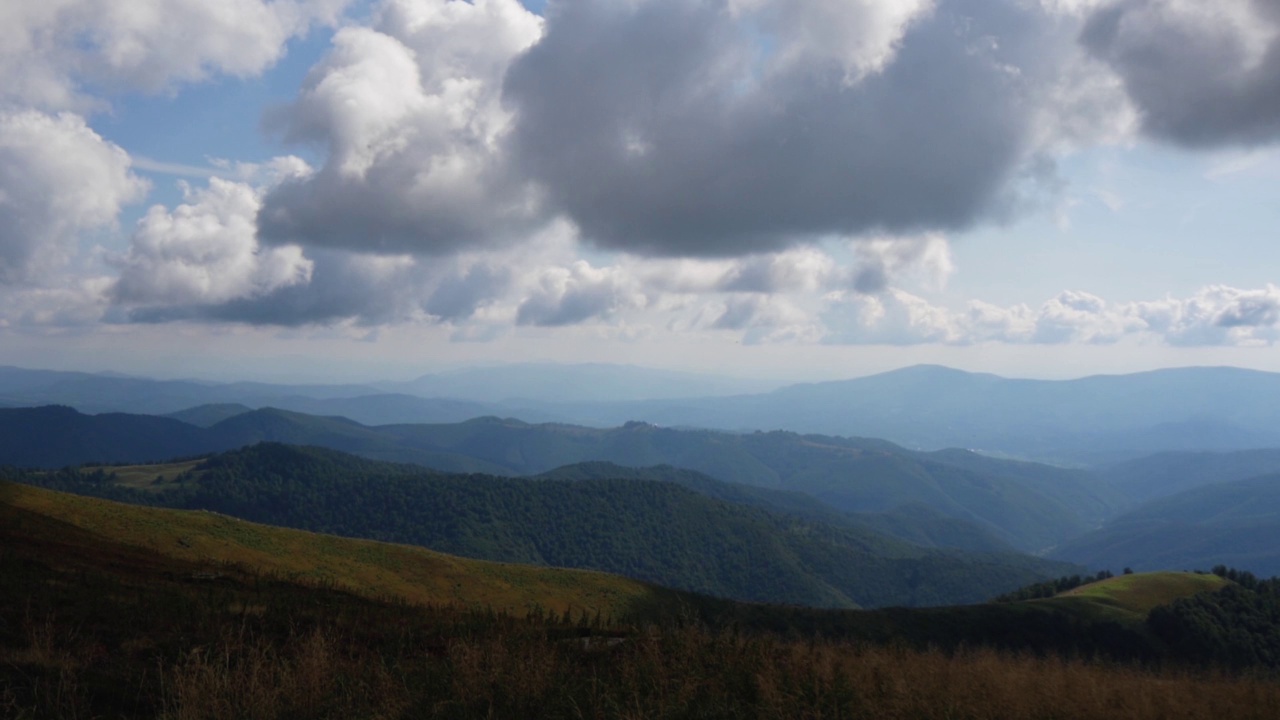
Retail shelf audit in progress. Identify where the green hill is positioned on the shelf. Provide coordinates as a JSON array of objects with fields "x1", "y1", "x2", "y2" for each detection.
[
  {"x1": 0, "y1": 480, "x2": 670, "y2": 618},
  {"x1": 1046, "y1": 572, "x2": 1231, "y2": 620},
  {"x1": 7, "y1": 481, "x2": 1279, "y2": 720},
  {"x1": 0, "y1": 406, "x2": 1124, "y2": 552},
  {"x1": 11, "y1": 443, "x2": 1080, "y2": 608},
  {"x1": 1051, "y1": 474, "x2": 1280, "y2": 576},
  {"x1": 379, "y1": 418, "x2": 1122, "y2": 551}
]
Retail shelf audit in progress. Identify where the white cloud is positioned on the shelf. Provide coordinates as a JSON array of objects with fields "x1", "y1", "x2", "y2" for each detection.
[
  {"x1": 0, "y1": 0, "x2": 350, "y2": 111},
  {"x1": 259, "y1": 0, "x2": 545, "y2": 255},
  {"x1": 0, "y1": 276, "x2": 115, "y2": 329},
  {"x1": 0, "y1": 110, "x2": 148, "y2": 285},
  {"x1": 112, "y1": 177, "x2": 314, "y2": 307},
  {"x1": 850, "y1": 234, "x2": 955, "y2": 294},
  {"x1": 729, "y1": 0, "x2": 936, "y2": 82},
  {"x1": 516, "y1": 260, "x2": 648, "y2": 327},
  {"x1": 709, "y1": 294, "x2": 823, "y2": 344},
  {"x1": 1133, "y1": 285, "x2": 1280, "y2": 346},
  {"x1": 821, "y1": 285, "x2": 1280, "y2": 347}
]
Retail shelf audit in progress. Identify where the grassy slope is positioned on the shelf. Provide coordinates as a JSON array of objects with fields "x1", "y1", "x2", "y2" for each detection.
[
  {"x1": 1046, "y1": 572, "x2": 1230, "y2": 622},
  {"x1": 0, "y1": 480, "x2": 672, "y2": 619},
  {"x1": 46, "y1": 443, "x2": 1084, "y2": 608}
]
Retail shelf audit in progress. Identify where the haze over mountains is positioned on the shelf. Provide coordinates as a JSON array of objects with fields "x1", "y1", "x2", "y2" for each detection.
[
  {"x1": 6, "y1": 363, "x2": 1280, "y2": 465},
  {"x1": 7, "y1": 361, "x2": 1280, "y2": 586},
  {"x1": 0, "y1": 405, "x2": 1118, "y2": 553}
]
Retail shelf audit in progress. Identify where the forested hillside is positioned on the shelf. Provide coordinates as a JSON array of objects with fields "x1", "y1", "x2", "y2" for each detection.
[
  {"x1": 10, "y1": 443, "x2": 1078, "y2": 608},
  {"x1": 0, "y1": 406, "x2": 1124, "y2": 551},
  {"x1": 1051, "y1": 473, "x2": 1280, "y2": 575}
]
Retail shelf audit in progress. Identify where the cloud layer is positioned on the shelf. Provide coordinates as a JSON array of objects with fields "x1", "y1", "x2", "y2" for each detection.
[
  {"x1": 0, "y1": 111, "x2": 147, "y2": 284},
  {"x1": 0, "y1": 0, "x2": 349, "y2": 111},
  {"x1": 1082, "y1": 0, "x2": 1280, "y2": 147},
  {"x1": 3, "y1": 0, "x2": 1280, "y2": 361}
]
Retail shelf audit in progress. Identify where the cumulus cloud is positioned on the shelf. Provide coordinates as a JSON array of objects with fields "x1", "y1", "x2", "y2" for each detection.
[
  {"x1": 112, "y1": 177, "x2": 314, "y2": 307},
  {"x1": 821, "y1": 285, "x2": 1280, "y2": 347},
  {"x1": 823, "y1": 289, "x2": 963, "y2": 345},
  {"x1": 1081, "y1": 0, "x2": 1280, "y2": 147},
  {"x1": 253, "y1": 0, "x2": 1138, "y2": 261},
  {"x1": 0, "y1": 0, "x2": 349, "y2": 111},
  {"x1": 0, "y1": 276, "x2": 115, "y2": 329},
  {"x1": 0, "y1": 110, "x2": 148, "y2": 285},
  {"x1": 1133, "y1": 285, "x2": 1280, "y2": 346},
  {"x1": 727, "y1": 0, "x2": 935, "y2": 81},
  {"x1": 708, "y1": 294, "x2": 821, "y2": 344},
  {"x1": 850, "y1": 234, "x2": 954, "y2": 294},
  {"x1": 516, "y1": 261, "x2": 648, "y2": 327},
  {"x1": 503, "y1": 0, "x2": 1105, "y2": 256},
  {"x1": 258, "y1": 0, "x2": 545, "y2": 255}
]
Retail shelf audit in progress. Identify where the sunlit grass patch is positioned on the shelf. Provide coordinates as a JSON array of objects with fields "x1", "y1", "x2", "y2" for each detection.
[{"x1": 1054, "y1": 571, "x2": 1230, "y2": 616}]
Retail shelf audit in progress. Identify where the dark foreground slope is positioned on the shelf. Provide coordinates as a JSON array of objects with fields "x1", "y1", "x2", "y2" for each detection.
[
  {"x1": 4, "y1": 483, "x2": 1280, "y2": 719},
  {"x1": 12, "y1": 444, "x2": 1077, "y2": 608}
]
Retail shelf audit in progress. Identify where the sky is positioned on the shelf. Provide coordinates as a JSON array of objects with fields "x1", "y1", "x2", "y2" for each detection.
[{"x1": 2, "y1": 0, "x2": 1280, "y2": 384}]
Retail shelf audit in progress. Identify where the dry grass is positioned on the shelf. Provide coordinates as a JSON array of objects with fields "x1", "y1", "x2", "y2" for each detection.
[{"x1": 148, "y1": 623, "x2": 1280, "y2": 720}]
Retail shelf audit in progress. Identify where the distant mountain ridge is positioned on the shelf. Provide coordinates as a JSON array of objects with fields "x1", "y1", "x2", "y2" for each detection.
[
  {"x1": 1052, "y1": 473, "x2": 1280, "y2": 576},
  {"x1": 561, "y1": 364, "x2": 1280, "y2": 464},
  {"x1": 9, "y1": 363, "x2": 1280, "y2": 464},
  {"x1": 0, "y1": 405, "x2": 1122, "y2": 552}
]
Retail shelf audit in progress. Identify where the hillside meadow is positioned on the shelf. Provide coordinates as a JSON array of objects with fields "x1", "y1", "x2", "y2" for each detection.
[{"x1": 6, "y1": 481, "x2": 1280, "y2": 718}]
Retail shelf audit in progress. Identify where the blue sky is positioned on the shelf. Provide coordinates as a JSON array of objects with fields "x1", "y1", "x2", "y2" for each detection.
[{"x1": 1, "y1": 0, "x2": 1279, "y2": 383}]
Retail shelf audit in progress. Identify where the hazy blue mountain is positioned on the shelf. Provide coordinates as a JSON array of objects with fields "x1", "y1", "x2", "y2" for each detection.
[
  {"x1": 0, "y1": 363, "x2": 774, "y2": 417},
  {"x1": 543, "y1": 365, "x2": 1280, "y2": 464},
  {"x1": 244, "y1": 393, "x2": 527, "y2": 426},
  {"x1": 365, "y1": 417, "x2": 1123, "y2": 551},
  {"x1": 1099, "y1": 449, "x2": 1280, "y2": 504},
  {"x1": 1050, "y1": 473, "x2": 1280, "y2": 576},
  {"x1": 377, "y1": 362, "x2": 781, "y2": 403},
  {"x1": 10, "y1": 363, "x2": 1280, "y2": 465},
  {"x1": 0, "y1": 406, "x2": 214, "y2": 467},
  {"x1": 164, "y1": 403, "x2": 253, "y2": 427},
  {"x1": 0, "y1": 406, "x2": 1119, "y2": 552},
  {"x1": 0, "y1": 365, "x2": 380, "y2": 415}
]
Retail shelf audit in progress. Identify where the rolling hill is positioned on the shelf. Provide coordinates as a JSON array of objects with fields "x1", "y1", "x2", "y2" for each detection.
[
  {"x1": 1098, "y1": 448, "x2": 1280, "y2": 503},
  {"x1": 10, "y1": 443, "x2": 1081, "y2": 608},
  {"x1": 6, "y1": 480, "x2": 1276, "y2": 719},
  {"x1": 1050, "y1": 473, "x2": 1280, "y2": 576},
  {"x1": 0, "y1": 479, "x2": 668, "y2": 617},
  {"x1": 0, "y1": 406, "x2": 1124, "y2": 552},
  {"x1": 375, "y1": 417, "x2": 1123, "y2": 551}
]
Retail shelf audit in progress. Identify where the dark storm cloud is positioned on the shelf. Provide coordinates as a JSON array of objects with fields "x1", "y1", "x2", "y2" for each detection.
[
  {"x1": 1081, "y1": 0, "x2": 1280, "y2": 147},
  {"x1": 503, "y1": 0, "x2": 1052, "y2": 257}
]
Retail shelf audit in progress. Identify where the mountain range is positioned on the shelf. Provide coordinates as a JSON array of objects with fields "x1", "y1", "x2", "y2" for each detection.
[
  {"x1": 0, "y1": 405, "x2": 1121, "y2": 552},
  {"x1": 6, "y1": 362, "x2": 1280, "y2": 464}
]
